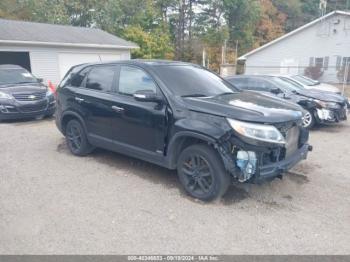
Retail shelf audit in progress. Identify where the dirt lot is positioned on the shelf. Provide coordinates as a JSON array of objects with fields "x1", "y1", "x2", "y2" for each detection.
[{"x1": 0, "y1": 118, "x2": 350, "y2": 254}]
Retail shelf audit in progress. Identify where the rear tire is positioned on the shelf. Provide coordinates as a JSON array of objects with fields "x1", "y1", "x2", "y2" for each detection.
[
  {"x1": 65, "y1": 119, "x2": 94, "y2": 156},
  {"x1": 177, "y1": 144, "x2": 231, "y2": 202}
]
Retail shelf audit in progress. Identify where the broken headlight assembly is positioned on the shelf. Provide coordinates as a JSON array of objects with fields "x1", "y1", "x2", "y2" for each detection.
[
  {"x1": 227, "y1": 118, "x2": 286, "y2": 145},
  {"x1": 313, "y1": 99, "x2": 340, "y2": 109}
]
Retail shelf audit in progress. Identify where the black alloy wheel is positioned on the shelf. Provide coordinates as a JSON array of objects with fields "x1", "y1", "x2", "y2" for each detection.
[
  {"x1": 65, "y1": 119, "x2": 94, "y2": 156},
  {"x1": 177, "y1": 144, "x2": 230, "y2": 201}
]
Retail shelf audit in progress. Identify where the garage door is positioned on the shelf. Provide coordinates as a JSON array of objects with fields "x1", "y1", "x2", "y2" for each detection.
[
  {"x1": 0, "y1": 52, "x2": 31, "y2": 72},
  {"x1": 58, "y1": 53, "x2": 121, "y2": 79}
]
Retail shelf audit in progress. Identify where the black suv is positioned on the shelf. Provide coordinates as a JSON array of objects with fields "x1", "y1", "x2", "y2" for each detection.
[
  {"x1": 0, "y1": 64, "x2": 56, "y2": 121},
  {"x1": 56, "y1": 60, "x2": 312, "y2": 201}
]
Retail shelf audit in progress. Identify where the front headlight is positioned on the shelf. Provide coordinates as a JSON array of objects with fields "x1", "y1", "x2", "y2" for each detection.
[
  {"x1": 0, "y1": 92, "x2": 13, "y2": 100},
  {"x1": 227, "y1": 118, "x2": 286, "y2": 144},
  {"x1": 314, "y1": 99, "x2": 339, "y2": 108}
]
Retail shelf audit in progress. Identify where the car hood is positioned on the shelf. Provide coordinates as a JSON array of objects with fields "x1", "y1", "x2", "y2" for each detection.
[
  {"x1": 0, "y1": 83, "x2": 47, "y2": 94},
  {"x1": 305, "y1": 83, "x2": 340, "y2": 93},
  {"x1": 182, "y1": 91, "x2": 304, "y2": 124},
  {"x1": 296, "y1": 89, "x2": 346, "y2": 103}
]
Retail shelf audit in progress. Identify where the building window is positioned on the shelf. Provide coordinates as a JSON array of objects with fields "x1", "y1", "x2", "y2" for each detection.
[
  {"x1": 324, "y1": 56, "x2": 329, "y2": 70},
  {"x1": 336, "y1": 56, "x2": 342, "y2": 70},
  {"x1": 342, "y1": 57, "x2": 350, "y2": 68},
  {"x1": 315, "y1": 57, "x2": 324, "y2": 68},
  {"x1": 309, "y1": 57, "x2": 314, "y2": 67}
]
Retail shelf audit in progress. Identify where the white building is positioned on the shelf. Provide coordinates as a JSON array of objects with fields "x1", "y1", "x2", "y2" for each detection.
[
  {"x1": 239, "y1": 11, "x2": 350, "y2": 83},
  {"x1": 0, "y1": 19, "x2": 138, "y2": 85}
]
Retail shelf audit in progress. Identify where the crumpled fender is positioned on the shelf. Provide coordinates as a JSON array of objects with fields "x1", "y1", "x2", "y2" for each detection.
[{"x1": 166, "y1": 113, "x2": 232, "y2": 168}]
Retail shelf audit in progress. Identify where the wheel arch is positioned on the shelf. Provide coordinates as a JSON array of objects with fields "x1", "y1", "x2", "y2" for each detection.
[
  {"x1": 60, "y1": 111, "x2": 87, "y2": 135},
  {"x1": 166, "y1": 131, "x2": 217, "y2": 169}
]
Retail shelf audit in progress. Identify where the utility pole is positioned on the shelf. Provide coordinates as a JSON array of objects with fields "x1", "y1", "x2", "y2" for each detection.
[
  {"x1": 224, "y1": 39, "x2": 227, "y2": 64},
  {"x1": 319, "y1": 0, "x2": 327, "y2": 16},
  {"x1": 343, "y1": 61, "x2": 349, "y2": 95},
  {"x1": 235, "y1": 40, "x2": 239, "y2": 67},
  {"x1": 202, "y1": 48, "x2": 206, "y2": 67}
]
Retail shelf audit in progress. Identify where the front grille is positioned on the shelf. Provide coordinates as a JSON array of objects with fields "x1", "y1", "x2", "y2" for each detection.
[
  {"x1": 335, "y1": 107, "x2": 348, "y2": 120},
  {"x1": 285, "y1": 126, "x2": 300, "y2": 157},
  {"x1": 19, "y1": 101, "x2": 47, "y2": 113},
  {"x1": 274, "y1": 121, "x2": 301, "y2": 137},
  {"x1": 13, "y1": 92, "x2": 46, "y2": 101}
]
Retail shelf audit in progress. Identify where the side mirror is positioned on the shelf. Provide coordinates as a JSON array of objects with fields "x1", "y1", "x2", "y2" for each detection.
[
  {"x1": 270, "y1": 88, "x2": 282, "y2": 94},
  {"x1": 37, "y1": 78, "x2": 44, "y2": 83},
  {"x1": 133, "y1": 90, "x2": 163, "y2": 103}
]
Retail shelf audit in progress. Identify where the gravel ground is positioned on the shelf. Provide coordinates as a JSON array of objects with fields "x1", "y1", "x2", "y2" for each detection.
[{"x1": 0, "y1": 118, "x2": 350, "y2": 255}]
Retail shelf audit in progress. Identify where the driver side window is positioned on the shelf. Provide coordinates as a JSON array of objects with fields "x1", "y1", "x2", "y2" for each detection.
[{"x1": 118, "y1": 66, "x2": 157, "y2": 95}]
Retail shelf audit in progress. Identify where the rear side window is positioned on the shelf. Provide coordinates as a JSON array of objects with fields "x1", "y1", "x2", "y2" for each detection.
[
  {"x1": 85, "y1": 66, "x2": 115, "y2": 92},
  {"x1": 118, "y1": 66, "x2": 157, "y2": 95}
]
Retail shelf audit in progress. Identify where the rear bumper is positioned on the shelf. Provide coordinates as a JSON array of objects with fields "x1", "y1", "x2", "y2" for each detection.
[{"x1": 253, "y1": 144, "x2": 311, "y2": 183}]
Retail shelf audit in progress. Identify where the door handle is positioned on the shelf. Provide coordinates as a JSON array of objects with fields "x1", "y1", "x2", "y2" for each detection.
[
  {"x1": 111, "y1": 105, "x2": 125, "y2": 112},
  {"x1": 75, "y1": 97, "x2": 84, "y2": 102}
]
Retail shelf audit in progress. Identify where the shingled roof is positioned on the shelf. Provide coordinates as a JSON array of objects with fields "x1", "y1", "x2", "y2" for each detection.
[{"x1": 0, "y1": 18, "x2": 138, "y2": 49}]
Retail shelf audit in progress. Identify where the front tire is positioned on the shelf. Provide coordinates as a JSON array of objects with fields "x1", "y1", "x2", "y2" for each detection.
[
  {"x1": 65, "y1": 119, "x2": 94, "y2": 156},
  {"x1": 45, "y1": 112, "x2": 55, "y2": 118},
  {"x1": 302, "y1": 109, "x2": 315, "y2": 129},
  {"x1": 177, "y1": 144, "x2": 231, "y2": 201}
]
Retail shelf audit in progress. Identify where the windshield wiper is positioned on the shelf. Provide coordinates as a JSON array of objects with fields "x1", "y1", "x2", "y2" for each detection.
[
  {"x1": 181, "y1": 94, "x2": 208, "y2": 98},
  {"x1": 14, "y1": 81, "x2": 36, "y2": 84},
  {"x1": 216, "y1": 92, "x2": 235, "y2": 96}
]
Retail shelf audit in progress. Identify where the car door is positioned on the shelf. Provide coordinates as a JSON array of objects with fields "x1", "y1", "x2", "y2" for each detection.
[
  {"x1": 110, "y1": 65, "x2": 167, "y2": 154},
  {"x1": 70, "y1": 65, "x2": 117, "y2": 139}
]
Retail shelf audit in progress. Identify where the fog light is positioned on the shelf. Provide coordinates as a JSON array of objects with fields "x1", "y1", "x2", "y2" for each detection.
[
  {"x1": 0, "y1": 105, "x2": 7, "y2": 113},
  {"x1": 236, "y1": 151, "x2": 257, "y2": 182}
]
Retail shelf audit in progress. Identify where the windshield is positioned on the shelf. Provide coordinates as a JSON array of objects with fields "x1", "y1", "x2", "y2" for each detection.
[
  {"x1": 155, "y1": 65, "x2": 237, "y2": 97},
  {"x1": 268, "y1": 77, "x2": 304, "y2": 92},
  {"x1": 0, "y1": 68, "x2": 38, "y2": 86},
  {"x1": 277, "y1": 77, "x2": 305, "y2": 91},
  {"x1": 291, "y1": 75, "x2": 318, "y2": 86}
]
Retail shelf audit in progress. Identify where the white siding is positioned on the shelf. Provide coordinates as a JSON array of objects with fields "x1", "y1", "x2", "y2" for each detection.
[
  {"x1": 30, "y1": 49, "x2": 60, "y2": 84},
  {"x1": 244, "y1": 13, "x2": 350, "y2": 83},
  {"x1": 0, "y1": 45, "x2": 131, "y2": 85}
]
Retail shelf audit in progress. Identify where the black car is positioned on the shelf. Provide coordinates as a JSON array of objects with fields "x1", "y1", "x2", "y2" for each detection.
[
  {"x1": 0, "y1": 64, "x2": 56, "y2": 121},
  {"x1": 226, "y1": 75, "x2": 348, "y2": 129},
  {"x1": 55, "y1": 60, "x2": 311, "y2": 201}
]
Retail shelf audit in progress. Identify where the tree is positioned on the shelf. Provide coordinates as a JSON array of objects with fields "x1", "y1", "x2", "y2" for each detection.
[
  {"x1": 272, "y1": 0, "x2": 303, "y2": 32},
  {"x1": 254, "y1": 0, "x2": 286, "y2": 47},
  {"x1": 223, "y1": 0, "x2": 260, "y2": 55},
  {"x1": 123, "y1": 25, "x2": 173, "y2": 59}
]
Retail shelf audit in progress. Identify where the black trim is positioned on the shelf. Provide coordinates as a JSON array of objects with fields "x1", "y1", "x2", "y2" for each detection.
[
  {"x1": 60, "y1": 110, "x2": 88, "y2": 135},
  {"x1": 167, "y1": 131, "x2": 217, "y2": 169},
  {"x1": 88, "y1": 134, "x2": 169, "y2": 168}
]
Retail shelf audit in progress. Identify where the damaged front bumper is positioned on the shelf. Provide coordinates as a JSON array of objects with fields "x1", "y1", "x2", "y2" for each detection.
[
  {"x1": 218, "y1": 123, "x2": 312, "y2": 184},
  {"x1": 315, "y1": 106, "x2": 348, "y2": 123},
  {"x1": 255, "y1": 144, "x2": 311, "y2": 183}
]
